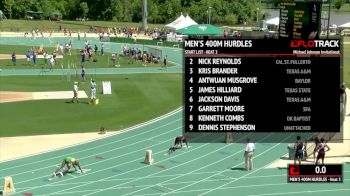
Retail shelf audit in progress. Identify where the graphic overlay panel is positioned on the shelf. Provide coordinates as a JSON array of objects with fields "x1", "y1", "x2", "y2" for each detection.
[
  {"x1": 184, "y1": 39, "x2": 342, "y2": 142},
  {"x1": 288, "y1": 164, "x2": 343, "y2": 183},
  {"x1": 279, "y1": 0, "x2": 322, "y2": 39}
]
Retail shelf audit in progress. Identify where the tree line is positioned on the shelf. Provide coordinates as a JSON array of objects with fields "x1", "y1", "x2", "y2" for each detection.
[{"x1": 1, "y1": 0, "x2": 267, "y2": 25}]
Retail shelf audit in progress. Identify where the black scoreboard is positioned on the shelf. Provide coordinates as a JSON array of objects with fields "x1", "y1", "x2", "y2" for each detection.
[
  {"x1": 279, "y1": 0, "x2": 322, "y2": 39},
  {"x1": 288, "y1": 164, "x2": 343, "y2": 183},
  {"x1": 184, "y1": 39, "x2": 341, "y2": 133}
]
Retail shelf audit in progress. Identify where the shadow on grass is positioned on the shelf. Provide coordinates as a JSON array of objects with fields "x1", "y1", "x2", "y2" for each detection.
[{"x1": 65, "y1": 101, "x2": 89, "y2": 104}]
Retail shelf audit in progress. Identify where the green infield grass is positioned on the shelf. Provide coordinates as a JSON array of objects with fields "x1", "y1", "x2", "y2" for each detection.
[
  {"x1": 0, "y1": 44, "x2": 173, "y2": 69},
  {"x1": 0, "y1": 73, "x2": 182, "y2": 137}
]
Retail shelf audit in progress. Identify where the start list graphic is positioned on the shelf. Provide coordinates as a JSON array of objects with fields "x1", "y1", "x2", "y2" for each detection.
[{"x1": 184, "y1": 39, "x2": 341, "y2": 132}]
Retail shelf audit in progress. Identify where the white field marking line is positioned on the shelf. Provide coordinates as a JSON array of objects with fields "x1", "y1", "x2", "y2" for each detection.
[
  {"x1": 163, "y1": 133, "x2": 293, "y2": 195},
  {"x1": 130, "y1": 181, "x2": 350, "y2": 196},
  {"x1": 49, "y1": 134, "x2": 216, "y2": 195},
  {"x1": 31, "y1": 138, "x2": 213, "y2": 196},
  {"x1": 168, "y1": 60, "x2": 181, "y2": 67},
  {"x1": 67, "y1": 173, "x2": 77, "y2": 178},
  {"x1": 13, "y1": 126, "x2": 182, "y2": 185},
  {"x1": 158, "y1": 133, "x2": 272, "y2": 195},
  {"x1": 0, "y1": 108, "x2": 182, "y2": 165},
  {"x1": 49, "y1": 133, "x2": 224, "y2": 196},
  {"x1": 156, "y1": 184, "x2": 175, "y2": 191},
  {"x1": 36, "y1": 169, "x2": 348, "y2": 190},
  {"x1": 197, "y1": 133, "x2": 295, "y2": 196},
  {"x1": 15, "y1": 176, "x2": 240, "y2": 192},
  {"x1": 9, "y1": 172, "x2": 350, "y2": 193},
  {"x1": 247, "y1": 188, "x2": 350, "y2": 196},
  {"x1": 0, "y1": 107, "x2": 182, "y2": 166},
  {"x1": 15, "y1": 171, "x2": 222, "y2": 190},
  {"x1": 19, "y1": 132, "x2": 211, "y2": 195},
  {"x1": 64, "y1": 140, "x2": 235, "y2": 196},
  {"x1": 0, "y1": 118, "x2": 181, "y2": 177},
  {"x1": 110, "y1": 133, "x2": 255, "y2": 196},
  {"x1": 5, "y1": 123, "x2": 181, "y2": 180}
]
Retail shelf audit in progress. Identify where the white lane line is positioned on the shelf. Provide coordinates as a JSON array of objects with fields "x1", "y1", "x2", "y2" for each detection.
[
  {"x1": 88, "y1": 134, "x2": 254, "y2": 196},
  {"x1": 18, "y1": 132, "x2": 211, "y2": 195},
  {"x1": 0, "y1": 112, "x2": 180, "y2": 176},
  {"x1": 0, "y1": 108, "x2": 181, "y2": 169},
  {"x1": 14, "y1": 125, "x2": 182, "y2": 185},
  {"x1": 41, "y1": 133, "x2": 221, "y2": 196},
  {"x1": 130, "y1": 182, "x2": 350, "y2": 196},
  {"x1": 159, "y1": 133, "x2": 293, "y2": 196},
  {"x1": 197, "y1": 134, "x2": 295, "y2": 196},
  {"x1": 247, "y1": 188, "x2": 350, "y2": 196}
]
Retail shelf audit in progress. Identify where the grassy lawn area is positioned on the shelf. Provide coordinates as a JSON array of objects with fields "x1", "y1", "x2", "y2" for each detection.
[
  {"x1": 0, "y1": 20, "x2": 166, "y2": 32},
  {"x1": 339, "y1": 3, "x2": 350, "y2": 12},
  {"x1": 0, "y1": 73, "x2": 182, "y2": 137},
  {"x1": 0, "y1": 44, "x2": 173, "y2": 69}
]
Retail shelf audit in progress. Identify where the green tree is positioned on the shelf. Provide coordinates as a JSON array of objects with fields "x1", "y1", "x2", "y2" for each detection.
[
  {"x1": 131, "y1": 0, "x2": 142, "y2": 22},
  {"x1": 123, "y1": 0, "x2": 132, "y2": 21},
  {"x1": 149, "y1": 3, "x2": 160, "y2": 24},
  {"x1": 111, "y1": 0, "x2": 124, "y2": 21},
  {"x1": 40, "y1": 0, "x2": 54, "y2": 19},
  {"x1": 3, "y1": 0, "x2": 14, "y2": 19},
  {"x1": 334, "y1": 0, "x2": 346, "y2": 10},
  {"x1": 79, "y1": 2, "x2": 89, "y2": 18}
]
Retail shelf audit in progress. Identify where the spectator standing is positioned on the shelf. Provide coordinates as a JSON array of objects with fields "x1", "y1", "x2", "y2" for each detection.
[
  {"x1": 111, "y1": 54, "x2": 117, "y2": 67},
  {"x1": 313, "y1": 137, "x2": 320, "y2": 163},
  {"x1": 90, "y1": 78, "x2": 97, "y2": 104},
  {"x1": 80, "y1": 50, "x2": 86, "y2": 66},
  {"x1": 316, "y1": 138, "x2": 330, "y2": 165},
  {"x1": 26, "y1": 50, "x2": 31, "y2": 65},
  {"x1": 163, "y1": 55, "x2": 167, "y2": 70},
  {"x1": 294, "y1": 136, "x2": 305, "y2": 165},
  {"x1": 11, "y1": 52, "x2": 16, "y2": 67},
  {"x1": 71, "y1": 82, "x2": 79, "y2": 103},
  {"x1": 81, "y1": 66, "x2": 86, "y2": 81},
  {"x1": 94, "y1": 44, "x2": 98, "y2": 54},
  {"x1": 244, "y1": 138, "x2": 255, "y2": 171},
  {"x1": 101, "y1": 43, "x2": 104, "y2": 56},
  {"x1": 33, "y1": 48, "x2": 37, "y2": 65}
]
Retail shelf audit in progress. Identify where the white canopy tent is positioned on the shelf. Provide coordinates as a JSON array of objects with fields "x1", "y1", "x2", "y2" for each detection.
[
  {"x1": 0, "y1": 10, "x2": 7, "y2": 20},
  {"x1": 266, "y1": 17, "x2": 279, "y2": 26},
  {"x1": 166, "y1": 14, "x2": 186, "y2": 29},
  {"x1": 174, "y1": 15, "x2": 198, "y2": 30},
  {"x1": 339, "y1": 22, "x2": 350, "y2": 28},
  {"x1": 166, "y1": 14, "x2": 197, "y2": 30}
]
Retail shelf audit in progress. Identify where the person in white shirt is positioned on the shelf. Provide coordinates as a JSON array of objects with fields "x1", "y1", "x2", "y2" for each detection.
[
  {"x1": 90, "y1": 79, "x2": 97, "y2": 103},
  {"x1": 71, "y1": 82, "x2": 79, "y2": 103},
  {"x1": 244, "y1": 138, "x2": 255, "y2": 171}
]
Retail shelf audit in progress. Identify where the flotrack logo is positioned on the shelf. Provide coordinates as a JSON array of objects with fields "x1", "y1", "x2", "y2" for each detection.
[{"x1": 290, "y1": 40, "x2": 339, "y2": 48}]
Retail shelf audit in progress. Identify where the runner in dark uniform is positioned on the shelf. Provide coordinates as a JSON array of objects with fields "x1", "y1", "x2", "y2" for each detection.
[
  {"x1": 313, "y1": 137, "x2": 320, "y2": 163},
  {"x1": 168, "y1": 136, "x2": 188, "y2": 153},
  {"x1": 294, "y1": 136, "x2": 304, "y2": 165},
  {"x1": 316, "y1": 138, "x2": 330, "y2": 165},
  {"x1": 81, "y1": 49, "x2": 86, "y2": 66}
]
